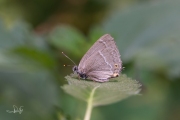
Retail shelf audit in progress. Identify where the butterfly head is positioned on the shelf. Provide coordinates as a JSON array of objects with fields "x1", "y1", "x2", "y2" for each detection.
[{"x1": 72, "y1": 66, "x2": 78, "y2": 74}]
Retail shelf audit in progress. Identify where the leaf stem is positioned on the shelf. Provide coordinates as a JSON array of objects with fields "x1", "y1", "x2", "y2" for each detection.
[{"x1": 84, "y1": 85, "x2": 100, "y2": 120}]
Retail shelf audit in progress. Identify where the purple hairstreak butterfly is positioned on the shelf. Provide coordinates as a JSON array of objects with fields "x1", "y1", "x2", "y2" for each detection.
[{"x1": 63, "y1": 34, "x2": 122, "y2": 82}]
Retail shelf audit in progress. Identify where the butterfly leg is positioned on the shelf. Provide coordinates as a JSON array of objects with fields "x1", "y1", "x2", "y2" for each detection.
[{"x1": 78, "y1": 75, "x2": 80, "y2": 80}]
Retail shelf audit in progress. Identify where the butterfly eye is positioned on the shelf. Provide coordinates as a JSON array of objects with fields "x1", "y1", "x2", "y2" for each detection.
[{"x1": 72, "y1": 66, "x2": 78, "y2": 73}]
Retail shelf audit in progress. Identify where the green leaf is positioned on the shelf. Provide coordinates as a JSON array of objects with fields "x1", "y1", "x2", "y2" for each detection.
[
  {"x1": 48, "y1": 25, "x2": 89, "y2": 58},
  {"x1": 0, "y1": 19, "x2": 50, "y2": 51},
  {"x1": 88, "y1": 26, "x2": 106, "y2": 44},
  {"x1": 0, "y1": 19, "x2": 59, "y2": 120},
  {"x1": 0, "y1": 19, "x2": 56, "y2": 71},
  {"x1": 103, "y1": 0, "x2": 180, "y2": 79},
  {"x1": 62, "y1": 74, "x2": 141, "y2": 107},
  {"x1": 12, "y1": 46, "x2": 57, "y2": 69}
]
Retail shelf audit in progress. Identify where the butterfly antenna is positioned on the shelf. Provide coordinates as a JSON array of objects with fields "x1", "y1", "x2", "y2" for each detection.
[
  {"x1": 62, "y1": 52, "x2": 76, "y2": 66},
  {"x1": 63, "y1": 64, "x2": 74, "y2": 67}
]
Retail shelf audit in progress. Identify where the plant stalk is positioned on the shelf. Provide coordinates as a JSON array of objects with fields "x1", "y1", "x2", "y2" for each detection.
[{"x1": 84, "y1": 85, "x2": 100, "y2": 120}]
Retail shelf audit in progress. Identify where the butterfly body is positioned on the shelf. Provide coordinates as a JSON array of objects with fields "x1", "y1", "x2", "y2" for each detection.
[
  {"x1": 73, "y1": 34, "x2": 122, "y2": 82},
  {"x1": 73, "y1": 66, "x2": 88, "y2": 79}
]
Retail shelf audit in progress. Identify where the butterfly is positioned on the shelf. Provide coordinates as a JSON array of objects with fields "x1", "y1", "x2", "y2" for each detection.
[{"x1": 72, "y1": 34, "x2": 122, "y2": 82}]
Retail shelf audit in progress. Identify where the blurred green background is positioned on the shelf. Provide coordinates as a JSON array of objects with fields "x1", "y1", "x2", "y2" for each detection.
[{"x1": 0, "y1": 0, "x2": 180, "y2": 120}]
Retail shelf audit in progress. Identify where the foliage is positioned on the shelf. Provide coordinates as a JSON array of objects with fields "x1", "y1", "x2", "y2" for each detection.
[
  {"x1": 0, "y1": 0, "x2": 180, "y2": 120},
  {"x1": 0, "y1": 20, "x2": 59, "y2": 120},
  {"x1": 103, "y1": 0, "x2": 180, "y2": 79},
  {"x1": 62, "y1": 74, "x2": 141, "y2": 106},
  {"x1": 62, "y1": 74, "x2": 141, "y2": 120}
]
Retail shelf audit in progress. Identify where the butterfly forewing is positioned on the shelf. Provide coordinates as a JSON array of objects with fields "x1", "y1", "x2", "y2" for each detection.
[
  {"x1": 78, "y1": 34, "x2": 119, "y2": 70},
  {"x1": 77, "y1": 34, "x2": 122, "y2": 82}
]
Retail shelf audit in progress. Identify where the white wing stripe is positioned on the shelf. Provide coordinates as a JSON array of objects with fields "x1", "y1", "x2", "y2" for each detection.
[{"x1": 98, "y1": 51, "x2": 112, "y2": 71}]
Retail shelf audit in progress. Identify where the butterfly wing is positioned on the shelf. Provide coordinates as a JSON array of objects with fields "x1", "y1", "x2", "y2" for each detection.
[
  {"x1": 83, "y1": 47, "x2": 122, "y2": 82},
  {"x1": 78, "y1": 34, "x2": 122, "y2": 82},
  {"x1": 78, "y1": 34, "x2": 118, "y2": 71}
]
